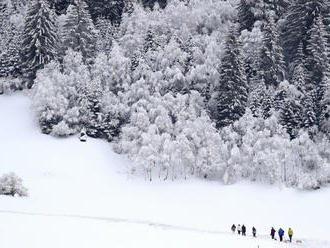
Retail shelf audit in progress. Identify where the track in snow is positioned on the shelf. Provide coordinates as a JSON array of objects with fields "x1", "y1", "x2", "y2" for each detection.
[{"x1": 0, "y1": 209, "x2": 227, "y2": 235}]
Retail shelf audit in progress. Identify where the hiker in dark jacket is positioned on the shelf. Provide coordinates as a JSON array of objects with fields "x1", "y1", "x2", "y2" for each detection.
[
  {"x1": 278, "y1": 228, "x2": 285, "y2": 242},
  {"x1": 252, "y1": 226, "x2": 256, "y2": 237},
  {"x1": 270, "y1": 227, "x2": 276, "y2": 239},
  {"x1": 242, "y1": 225, "x2": 246, "y2": 236},
  {"x1": 231, "y1": 224, "x2": 236, "y2": 233}
]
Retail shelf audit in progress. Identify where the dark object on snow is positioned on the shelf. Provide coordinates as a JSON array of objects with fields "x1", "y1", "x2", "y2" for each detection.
[
  {"x1": 242, "y1": 225, "x2": 246, "y2": 236},
  {"x1": 252, "y1": 226, "x2": 256, "y2": 237},
  {"x1": 231, "y1": 224, "x2": 236, "y2": 233},
  {"x1": 278, "y1": 228, "x2": 284, "y2": 241},
  {"x1": 80, "y1": 129, "x2": 87, "y2": 142},
  {"x1": 271, "y1": 227, "x2": 276, "y2": 239}
]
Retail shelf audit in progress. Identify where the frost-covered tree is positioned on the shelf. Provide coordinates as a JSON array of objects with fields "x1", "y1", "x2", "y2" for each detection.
[
  {"x1": 92, "y1": 43, "x2": 132, "y2": 95},
  {"x1": 95, "y1": 17, "x2": 116, "y2": 54},
  {"x1": 21, "y1": 0, "x2": 58, "y2": 84},
  {"x1": 290, "y1": 131, "x2": 328, "y2": 189},
  {"x1": 115, "y1": 91, "x2": 225, "y2": 181},
  {"x1": 86, "y1": 47, "x2": 131, "y2": 140},
  {"x1": 240, "y1": 21, "x2": 263, "y2": 86},
  {"x1": 220, "y1": 111, "x2": 291, "y2": 185},
  {"x1": 62, "y1": 0, "x2": 97, "y2": 63},
  {"x1": 31, "y1": 50, "x2": 91, "y2": 136},
  {"x1": 152, "y1": 36, "x2": 188, "y2": 94},
  {"x1": 211, "y1": 26, "x2": 248, "y2": 128},
  {"x1": 0, "y1": 172, "x2": 28, "y2": 197},
  {"x1": 186, "y1": 37, "x2": 221, "y2": 103},
  {"x1": 238, "y1": 0, "x2": 289, "y2": 32}
]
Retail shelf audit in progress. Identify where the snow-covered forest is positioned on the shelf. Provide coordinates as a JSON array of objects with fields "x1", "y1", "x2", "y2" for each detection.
[{"x1": 1, "y1": 0, "x2": 330, "y2": 189}]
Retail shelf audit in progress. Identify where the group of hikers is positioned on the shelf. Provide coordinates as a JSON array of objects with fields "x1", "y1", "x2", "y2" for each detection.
[{"x1": 231, "y1": 224, "x2": 294, "y2": 242}]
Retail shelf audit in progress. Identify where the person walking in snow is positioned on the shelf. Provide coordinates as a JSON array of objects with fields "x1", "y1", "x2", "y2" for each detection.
[
  {"x1": 237, "y1": 224, "x2": 241, "y2": 235},
  {"x1": 270, "y1": 227, "x2": 276, "y2": 239},
  {"x1": 231, "y1": 224, "x2": 236, "y2": 233},
  {"x1": 288, "y1": 228, "x2": 293, "y2": 242},
  {"x1": 252, "y1": 226, "x2": 256, "y2": 237},
  {"x1": 242, "y1": 225, "x2": 246, "y2": 236},
  {"x1": 278, "y1": 228, "x2": 284, "y2": 242}
]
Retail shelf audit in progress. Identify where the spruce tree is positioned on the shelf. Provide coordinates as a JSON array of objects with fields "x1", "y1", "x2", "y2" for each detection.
[
  {"x1": 85, "y1": 0, "x2": 125, "y2": 24},
  {"x1": 280, "y1": 98, "x2": 302, "y2": 139},
  {"x1": 237, "y1": 0, "x2": 256, "y2": 32},
  {"x1": 305, "y1": 15, "x2": 330, "y2": 128},
  {"x1": 268, "y1": 0, "x2": 290, "y2": 21},
  {"x1": 0, "y1": 27, "x2": 21, "y2": 78},
  {"x1": 250, "y1": 79, "x2": 274, "y2": 119},
  {"x1": 302, "y1": 90, "x2": 318, "y2": 130},
  {"x1": 212, "y1": 26, "x2": 248, "y2": 128},
  {"x1": 321, "y1": 79, "x2": 330, "y2": 135},
  {"x1": 258, "y1": 13, "x2": 285, "y2": 88},
  {"x1": 306, "y1": 15, "x2": 329, "y2": 88},
  {"x1": 291, "y1": 42, "x2": 307, "y2": 92},
  {"x1": 21, "y1": 0, "x2": 58, "y2": 83},
  {"x1": 0, "y1": 1, "x2": 21, "y2": 78},
  {"x1": 282, "y1": 0, "x2": 329, "y2": 68},
  {"x1": 62, "y1": 0, "x2": 97, "y2": 63}
]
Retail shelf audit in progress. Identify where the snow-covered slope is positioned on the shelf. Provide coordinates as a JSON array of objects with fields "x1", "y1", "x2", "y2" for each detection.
[{"x1": 0, "y1": 93, "x2": 330, "y2": 248}]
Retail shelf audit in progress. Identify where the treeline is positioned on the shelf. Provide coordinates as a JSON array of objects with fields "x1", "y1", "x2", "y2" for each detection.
[{"x1": 0, "y1": 0, "x2": 330, "y2": 189}]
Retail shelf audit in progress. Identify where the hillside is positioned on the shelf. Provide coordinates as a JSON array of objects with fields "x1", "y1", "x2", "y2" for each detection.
[{"x1": 1, "y1": 93, "x2": 329, "y2": 248}]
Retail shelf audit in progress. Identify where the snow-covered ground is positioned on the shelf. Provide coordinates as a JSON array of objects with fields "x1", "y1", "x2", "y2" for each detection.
[{"x1": 0, "y1": 93, "x2": 330, "y2": 248}]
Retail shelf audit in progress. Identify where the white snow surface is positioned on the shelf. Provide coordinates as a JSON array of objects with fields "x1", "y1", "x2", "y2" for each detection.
[{"x1": 0, "y1": 93, "x2": 330, "y2": 248}]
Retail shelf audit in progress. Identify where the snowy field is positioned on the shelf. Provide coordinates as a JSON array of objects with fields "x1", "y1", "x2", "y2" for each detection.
[{"x1": 1, "y1": 93, "x2": 330, "y2": 248}]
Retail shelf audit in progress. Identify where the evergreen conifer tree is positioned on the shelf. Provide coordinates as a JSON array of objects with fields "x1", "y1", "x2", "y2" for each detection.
[
  {"x1": 21, "y1": 0, "x2": 58, "y2": 84},
  {"x1": 62, "y1": 0, "x2": 97, "y2": 63},
  {"x1": 302, "y1": 90, "x2": 318, "y2": 130},
  {"x1": 321, "y1": 79, "x2": 330, "y2": 135},
  {"x1": 237, "y1": 0, "x2": 256, "y2": 32},
  {"x1": 306, "y1": 15, "x2": 329, "y2": 88},
  {"x1": 85, "y1": 0, "x2": 125, "y2": 24},
  {"x1": 258, "y1": 13, "x2": 285, "y2": 88},
  {"x1": 0, "y1": 1, "x2": 21, "y2": 78},
  {"x1": 280, "y1": 97, "x2": 303, "y2": 139},
  {"x1": 291, "y1": 42, "x2": 308, "y2": 92},
  {"x1": 282, "y1": 0, "x2": 329, "y2": 68},
  {"x1": 305, "y1": 15, "x2": 330, "y2": 128},
  {"x1": 212, "y1": 26, "x2": 248, "y2": 128}
]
